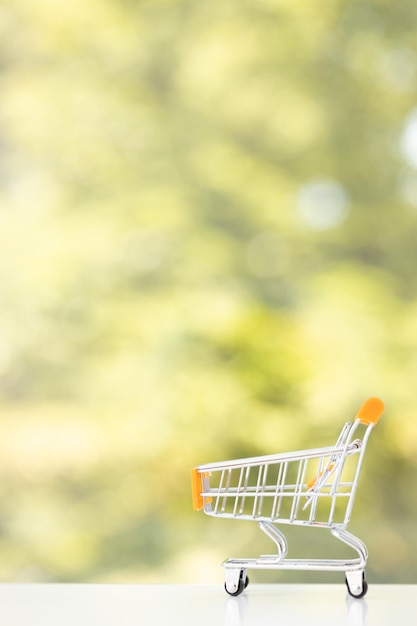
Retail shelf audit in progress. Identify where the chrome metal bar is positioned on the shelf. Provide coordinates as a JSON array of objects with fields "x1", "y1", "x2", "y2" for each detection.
[
  {"x1": 232, "y1": 467, "x2": 245, "y2": 516},
  {"x1": 252, "y1": 464, "x2": 265, "y2": 517},
  {"x1": 290, "y1": 459, "x2": 307, "y2": 521},
  {"x1": 256, "y1": 464, "x2": 269, "y2": 517},
  {"x1": 271, "y1": 461, "x2": 288, "y2": 521},
  {"x1": 198, "y1": 442, "x2": 361, "y2": 473},
  {"x1": 214, "y1": 470, "x2": 225, "y2": 514}
]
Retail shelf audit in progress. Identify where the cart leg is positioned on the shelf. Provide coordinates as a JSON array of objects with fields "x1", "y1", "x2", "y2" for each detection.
[
  {"x1": 330, "y1": 527, "x2": 368, "y2": 566},
  {"x1": 224, "y1": 568, "x2": 248, "y2": 596},
  {"x1": 258, "y1": 521, "x2": 288, "y2": 562},
  {"x1": 345, "y1": 570, "x2": 368, "y2": 598}
]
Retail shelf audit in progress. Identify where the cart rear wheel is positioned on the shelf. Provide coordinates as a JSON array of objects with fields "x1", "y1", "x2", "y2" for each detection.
[{"x1": 345, "y1": 572, "x2": 368, "y2": 599}]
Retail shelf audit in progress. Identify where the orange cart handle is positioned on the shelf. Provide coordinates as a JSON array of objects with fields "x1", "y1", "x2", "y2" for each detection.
[{"x1": 356, "y1": 397, "x2": 384, "y2": 425}]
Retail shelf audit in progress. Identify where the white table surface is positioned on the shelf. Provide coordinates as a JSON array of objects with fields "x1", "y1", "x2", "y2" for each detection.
[{"x1": 0, "y1": 584, "x2": 415, "y2": 626}]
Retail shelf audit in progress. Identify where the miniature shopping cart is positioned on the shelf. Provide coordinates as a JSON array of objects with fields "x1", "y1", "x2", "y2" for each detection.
[{"x1": 191, "y1": 397, "x2": 384, "y2": 598}]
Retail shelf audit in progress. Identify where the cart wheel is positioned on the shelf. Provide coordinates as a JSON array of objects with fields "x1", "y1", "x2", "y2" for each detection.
[
  {"x1": 224, "y1": 570, "x2": 249, "y2": 596},
  {"x1": 345, "y1": 572, "x2": 368, "y2": 599}
]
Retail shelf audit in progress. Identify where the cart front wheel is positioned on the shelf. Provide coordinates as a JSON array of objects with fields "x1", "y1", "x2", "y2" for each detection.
[
  {"x1": 345, "y1": 572, "x2": 368, "y2": 599},
  {"x1": 224, "y1": 570, "x2": 249, "y2": 596}
]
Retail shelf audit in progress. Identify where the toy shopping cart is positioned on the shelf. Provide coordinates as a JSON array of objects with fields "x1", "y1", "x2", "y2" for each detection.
[{"x1": 191, "y1": 397, "x2": 384, "y2": 598}]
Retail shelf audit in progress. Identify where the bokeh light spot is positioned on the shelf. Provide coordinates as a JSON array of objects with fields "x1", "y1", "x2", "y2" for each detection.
[
  {"x1": 401, "y1": 108, "x2": 417, "y2": 170},
  {"x1": 297, "y1": 179, "x2": 350, "y2": 230}
]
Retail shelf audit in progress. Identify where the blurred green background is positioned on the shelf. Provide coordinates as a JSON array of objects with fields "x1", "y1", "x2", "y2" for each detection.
[{"x1": 0, "y1": 0, "x2": 417, "y2": 585}]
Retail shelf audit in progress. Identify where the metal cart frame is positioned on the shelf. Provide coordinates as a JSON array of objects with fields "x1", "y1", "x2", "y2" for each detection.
[{"x1": 192, "y1": 397, "x2": 384, "y2": 598}]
